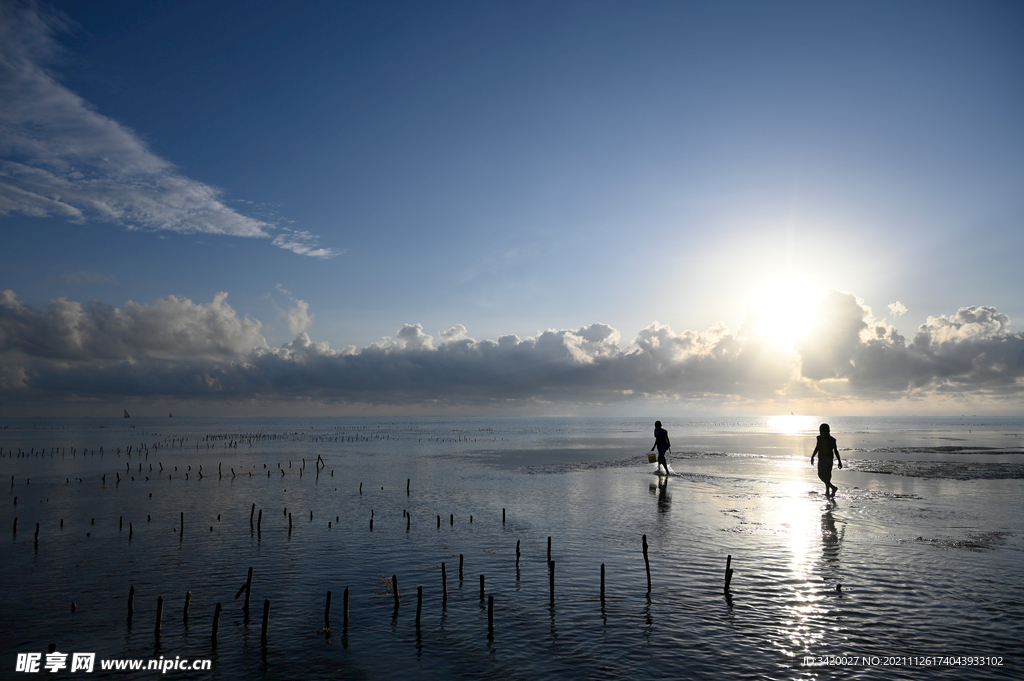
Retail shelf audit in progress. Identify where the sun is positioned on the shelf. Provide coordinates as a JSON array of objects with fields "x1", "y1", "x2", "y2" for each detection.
[{"x1": 750, "y1": 278, "x2": 822, "y2": 350}]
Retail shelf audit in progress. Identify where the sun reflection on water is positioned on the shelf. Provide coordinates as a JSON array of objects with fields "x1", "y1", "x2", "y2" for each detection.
[
  {"x1": 766, "y1": 414, "x2": 819, "y2": 435},
  {"x1": 774, "y1": 481, "x2": 843, "y2": 657}
]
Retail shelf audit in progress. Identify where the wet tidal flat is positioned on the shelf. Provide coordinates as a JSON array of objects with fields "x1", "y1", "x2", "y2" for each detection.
[{"x1": 1, "y1": 416, "x2": 1022, "y2": 679}]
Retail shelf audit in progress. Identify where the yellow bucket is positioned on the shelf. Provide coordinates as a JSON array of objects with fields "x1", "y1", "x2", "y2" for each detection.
[{"x1": 647, "y1": 453, "x2": 657, "y2": 463}]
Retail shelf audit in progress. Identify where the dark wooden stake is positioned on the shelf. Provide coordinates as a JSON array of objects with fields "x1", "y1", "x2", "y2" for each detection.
[
  {"x1": 127, "y1": 585, "x2": 135, "y2": 622},
  {"x1": 549, "y1": 560, "x2": 555, "y2": 606},
  {"x1": 502, "y1": 508, "x2": 506, "y2": 524},
  {"x1": 459, "y1": 554, "x2": 464, "y2": 581},
  {"x1": 392, "y1": 575, "x2": 400, "y2": 611},
  {"x1": 480, "y1": 574, "x2": 485, "y2": 602},
  {"x1": 407, "y1": 478, "x2": 410, "y2": 495},
  {"x1": 211, "y1": 603, "x2": 222, "y2": 643},
  {"x1": 642, "y1": 534, "x2": 651, "y2": 594},
  {"x1": 724, "y1": 555, "x2": 734, "y2": 594},
  {"x1": 416, "y1": 585, "x2": 423, "y2": 625},
  {"x1": 601, "y1": 563, "x2": 606, "y2": 604},
  {"x1": 441, "y1": 562, "x2": 448, "y2": 599},
  {"x1": 235, "y1": 566, "x2": 253, "y2": 615},
  {"x1": 547, "y1": 536, "x2": 552, "y2": 563},
  {"x1": 183, "y1": 591, "x2": 191, "y2": 623},
  {"x1": 324, "y1": 590, "x2": 332, "y2": 628}
]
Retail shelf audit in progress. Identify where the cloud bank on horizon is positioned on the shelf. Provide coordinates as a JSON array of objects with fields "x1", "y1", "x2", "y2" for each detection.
[
  {"x1": 0, "y1": 2, "x2": 338, "y2": 258},
  {"x1": 1, "y1": 288, "x2": 1020, "y2": 415}
]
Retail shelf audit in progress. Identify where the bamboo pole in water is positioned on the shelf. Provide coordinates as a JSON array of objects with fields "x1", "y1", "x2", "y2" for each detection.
[
  {"x1": 601, "y1": 563, "x2": 606, "y2": 604},
  {"x1": 642, "y1": 534, "x2": 651, "y2": 594},
  {"x1": 211, "y1": 603, "x2": 221, "y2": 643},
  {"x1": 549, "y1": 561, "x2": 555, "y2": 606}
]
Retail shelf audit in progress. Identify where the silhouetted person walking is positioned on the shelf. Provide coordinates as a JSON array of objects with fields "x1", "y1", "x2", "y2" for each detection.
[
  {"x1": 651, "y1": 420, "x2": 671, "y2": 475},
  {"x1": 811, "y1": 423, "x2": 842, "y2": 497}
]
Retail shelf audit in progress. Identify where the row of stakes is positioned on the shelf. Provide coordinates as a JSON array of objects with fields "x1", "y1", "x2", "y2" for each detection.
[
  {"x1": 113, "y1": 538, "x2": 736, "y2": 649},
  {"x1": 13, "y1": 475, "x2": 737, "y2": 601},
  {"x1": 16, "y1": 472, "x2": 740, "y2": 644},
  {"x1": 14, "y1": 496, "x2": 741, "y2": 588},
  {"x1": 8, "y1": 453, "x2": 330, "y2": 486},
  {"x1": 14, "y1": 477, "x2": 433, "y2": 543}
]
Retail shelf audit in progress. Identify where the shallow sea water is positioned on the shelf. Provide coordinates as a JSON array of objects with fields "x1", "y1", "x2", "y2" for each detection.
[{"x1": 1, "y1": 416, "x2": 1021, "y2": 679}]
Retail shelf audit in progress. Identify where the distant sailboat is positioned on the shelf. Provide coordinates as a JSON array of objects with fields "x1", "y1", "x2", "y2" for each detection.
[
  {"x1": 123, "y1": 409, "x2": 130, "y2": 419},
  {"x1": 169, "y1": 412, "x2": 173, "y2": 418}
]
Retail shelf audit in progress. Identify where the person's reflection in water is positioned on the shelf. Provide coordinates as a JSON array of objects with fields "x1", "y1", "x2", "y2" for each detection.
[
  {"x1": 649, "y1": 477, "x2": 671, "y2": 513},
  {"x1": 819, "y1": 499, "x2": 844, "y2": 587}
]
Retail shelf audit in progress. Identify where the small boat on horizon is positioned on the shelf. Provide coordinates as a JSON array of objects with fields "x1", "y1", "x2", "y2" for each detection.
[{"x1": 123, "y1": 409, "x2": 130, "y2": 419}]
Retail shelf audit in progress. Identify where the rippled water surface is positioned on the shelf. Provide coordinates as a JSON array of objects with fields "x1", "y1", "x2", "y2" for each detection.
[{"x1": 1, "y1": 416, "x2": 1021, "y2": 679}]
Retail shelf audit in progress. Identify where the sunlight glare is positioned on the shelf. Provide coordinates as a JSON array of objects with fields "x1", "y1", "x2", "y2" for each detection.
[
  {"x1": 767, "y1": 414, "x2": 818, "y2": 436},
  {"x1": 751, "y1": 278, "x2": 822, "y2": 350}
]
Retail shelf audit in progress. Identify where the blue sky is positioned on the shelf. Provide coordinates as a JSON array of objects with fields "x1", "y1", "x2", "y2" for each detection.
[{"x1": 1, "y1": 0, "x2": 1022, "y2": 416}]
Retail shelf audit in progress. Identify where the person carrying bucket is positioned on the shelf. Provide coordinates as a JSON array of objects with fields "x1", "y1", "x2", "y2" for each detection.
[{"x1": 651, "y1": 420, "x2": 671, "y2": 475}]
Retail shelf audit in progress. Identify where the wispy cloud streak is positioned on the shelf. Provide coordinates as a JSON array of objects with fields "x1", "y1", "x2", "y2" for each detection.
[{"x1": 0, "y1": 1, "x2": 338, "y2": 256}]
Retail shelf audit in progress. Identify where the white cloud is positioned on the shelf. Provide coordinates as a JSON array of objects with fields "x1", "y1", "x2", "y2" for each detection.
[
  {"x1": 286, "y1": 300, "x2": 313, "y2": 336},
  {"x1": 396, "y1": 323, "x2": 434, "y2": 350},
  {"x1": 794, "y1": 292, "x2": 1024, "y2": 396},
  {"x1": 2, "y1": 288, "x2": 1022, "y2": 411},
  {"x1": 888, "y1": 301, "x2": 908, "y2": 317},
  {"x1": 440, "y1": 324, "x2": 467, "y2": 341},
  {"x1": 916, "y1": 306, "x2": 1008, "y2": 345},
  {"x1": 0, "y1": 1, "x2": 337, "y2": 257},
  {"x1": 0, "y1": 289, "x2": 267, "y2": 361},
  {"x1": 272, "y1": 230, "x2": 342, "y2": 259}
]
